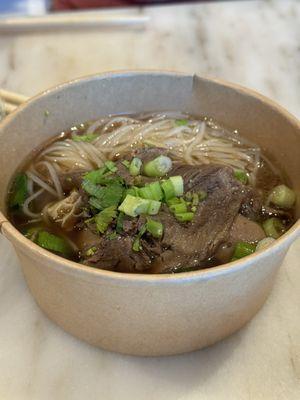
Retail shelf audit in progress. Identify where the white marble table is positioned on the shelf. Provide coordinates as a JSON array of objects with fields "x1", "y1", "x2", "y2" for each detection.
[{"x1": 0, "y1": 1, "x2": 299, "y2": 399}]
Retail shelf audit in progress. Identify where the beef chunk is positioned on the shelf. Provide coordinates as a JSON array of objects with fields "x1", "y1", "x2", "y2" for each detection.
[
  {"x1": 150, "y1": 165, "x2": 244, "y2": 273},
  {"x1": 229, "y1": 214, "x2": 265, "y2": 244}
]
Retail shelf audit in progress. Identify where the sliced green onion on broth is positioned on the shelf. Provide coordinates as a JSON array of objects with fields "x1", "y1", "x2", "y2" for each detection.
[
  {"x1": 268, "y1": 184, "x2": 296, "y2": 209},
  {"x1": 143, "y1": 156, "x2": 172, "y2": 177},
  {"x1": 262, "y1": 218, "x2": 285, "y2": 239}
]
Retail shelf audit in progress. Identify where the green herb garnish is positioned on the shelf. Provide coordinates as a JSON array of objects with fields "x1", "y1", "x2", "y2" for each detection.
[
  {"x1": 95, "y1": 206, "x2": 117, "y2": 234},
  {"x1": 116, "y1": 212, "x2": 125, "y2": 233},
  {"x1": 9, "y1": 173, "x2": 28, "y2": 208},
  {"x1": 37, "y1": 231, "x2": 72, "y2": 256},
  {"x1": 132, "y1": 224, "x2": 147, "y2": 252}
]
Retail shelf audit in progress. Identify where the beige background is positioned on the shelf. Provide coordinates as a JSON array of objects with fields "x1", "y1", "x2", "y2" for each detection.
[{"x1": 0, "y1": 0, "x2": 299, "y2": 399}]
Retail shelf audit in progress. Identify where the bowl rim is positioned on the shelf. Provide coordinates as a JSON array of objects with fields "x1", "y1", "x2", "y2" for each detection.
[{"x1": 0, "y1": 70, "x2": 299, "y2": 285}]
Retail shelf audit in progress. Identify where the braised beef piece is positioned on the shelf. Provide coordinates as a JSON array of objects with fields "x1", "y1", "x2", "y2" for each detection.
[
  {"x1": 239, "y1": 186, "x2": 263, "y2": 221},
  {"x1": 150, "y1": 165, "x2": 244, "y2": 273}
]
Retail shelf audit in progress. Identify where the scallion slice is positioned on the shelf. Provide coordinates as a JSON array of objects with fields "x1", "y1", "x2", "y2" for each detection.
[
  {"x1": 175, "y1": 212, "x2": 194, "y2": 222},
  {"x1": 146, "y1": 218, "x2": 164, "y2": 238},
  {"x1": 129, "y1": 157, "x2": 142, "y2": 176},
  {"x1": 262, "y1": 218, "x2": 285, "y2": 239},
  {"x1": 169, "y1": 202, "x2": 187, "y2": 214},
  {"x1": 232, "y1": 241, "x2": 256, "y2": 259},
  {"x1": 143, "y1": 155, "x2": 172, "y2": 177},
  {"x1": 169, "y1": 176, "x2": 184, "y2": 196},
  {"x1": 118, "y1": 195, "x2": 161, "y2": 217},
  {"x1": 138, "y1": 181, "x2": 164, "y2": 201},
  {"x1": 268, "y1": 184, "x2": 296, "y2": 209}
]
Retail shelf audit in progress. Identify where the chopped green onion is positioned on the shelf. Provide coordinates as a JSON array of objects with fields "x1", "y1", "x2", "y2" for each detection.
[
  {"x1": 138, "y1": 186, "x2": 153, "y2": 200},
  {"x1": 37, "y1": 231, "x2": 71, "y2": 256},
  {"x1": 262, "y1": 218, "x2": 285, "y2": 239},
  {"x1": 118, "y1": 195, "x2": 161, "y2": 217},
  {"x1": 119, "y1": 194, "x2": 147, "y2": 217},
  {"x1": 175, "y1": 212, "x2": 194, "y2": 222},
  {"x1": 126, "y1": 187, "x2": 139, "y2": 197},
  {"x1": 169, "y1": 202, "x2": 187, "y2": 214},
  {"x1": 95, "y1": 206, "x2": 117, "y2": 234},
  {"x1": 105, "y1": 160, "x2": 117, "y2": 172},
  {"x1": 147, "y1": 200, "x2": 161, "y2": 215},
  {"x1": 122, "y1": 160, "x2": 130, "y2": 168},
  {"x1": 175, "y1": 119, "x2": 188, "y2": 126},
  {"x1": 161, "y1": 176, "x2": 184, "y2": 200},
  {"x1": 116, "y1": 212, "x2": 125, "y2": 233},
  {"x1": 234, "y1": 169, "x2": 248, "y2": 184},
  {"x1": 169, "y1": 176, "x2": 184, "y2": 196},
  {"x1": 167, "y1": 197, "x2": 181, "y2": 206},
  {"x1": 129, "y1": 157, "x2": 142, "y2": 176},
  {"x1": 232, "y1": 241, "x2": 256, "y2": 259},
  {"x1": 143, "y1": 155, "x2": 172, "y2": 177},
  {"x1": 146, "y1": 218, "x2": 164, "y2": 238},
  {"x1": 161, "y1": 179, "x2": 175, "y2": 200},
  {"x1": 9, "y1": 173, "x2": 28, "y2": 208},
  {"x1": 268, "y1": 184, "x2": 296, "y2": 209},
  {"x1": 86, "y1": 246, "x2": 97, "y2": 257},
  {"x1": 138, "y1": 181, "x2": 164, "y2": 201},
  {"x1": 256, "y1": 237, "x2": 276, "y2": 251},
  {"x1": 72, "y1": 133, "x2": 98, "y2": 142}
]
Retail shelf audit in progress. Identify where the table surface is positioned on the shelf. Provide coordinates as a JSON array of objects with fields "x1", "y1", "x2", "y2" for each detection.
[{"x1": 0, "y1": 1, "x2": 299, "y2": 399}]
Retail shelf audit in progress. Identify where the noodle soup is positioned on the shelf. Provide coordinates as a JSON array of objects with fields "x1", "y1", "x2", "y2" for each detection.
[{"x1": 7, "y1": 113, "x2": 296, "y2": 273}]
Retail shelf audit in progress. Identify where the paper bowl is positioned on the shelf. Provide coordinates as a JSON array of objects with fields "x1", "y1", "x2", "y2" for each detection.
[{"x1": 0, "y1": 72, "x2": 299, "y2": 356}]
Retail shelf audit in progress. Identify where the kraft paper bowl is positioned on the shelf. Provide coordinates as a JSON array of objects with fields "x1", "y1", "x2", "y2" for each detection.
[{"x1": 0, "y1": 72, "x2": 299, "y2": 356}]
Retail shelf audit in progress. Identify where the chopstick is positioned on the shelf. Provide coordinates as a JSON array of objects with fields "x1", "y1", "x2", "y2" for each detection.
[
  {"x1": 0, "y1": 89, "x2": 28, "y2": 105},
  {"x1": 0, "y1": 89, "x2": 28, "y2": 115},
  {"x1": 0, "y1": 12, "x2": 149, "y2": 32}
]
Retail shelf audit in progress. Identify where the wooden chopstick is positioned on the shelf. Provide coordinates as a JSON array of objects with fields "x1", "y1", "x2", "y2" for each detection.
[
  {"x1": 0, "y1": 13, "x2": 149, "y2": 32},
  {"x1": 3, "y1": 102, "x2": 17, "y2": 113},
  {"x1": 0, "y1": 89, "x2": 28, "y2": 105}
]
